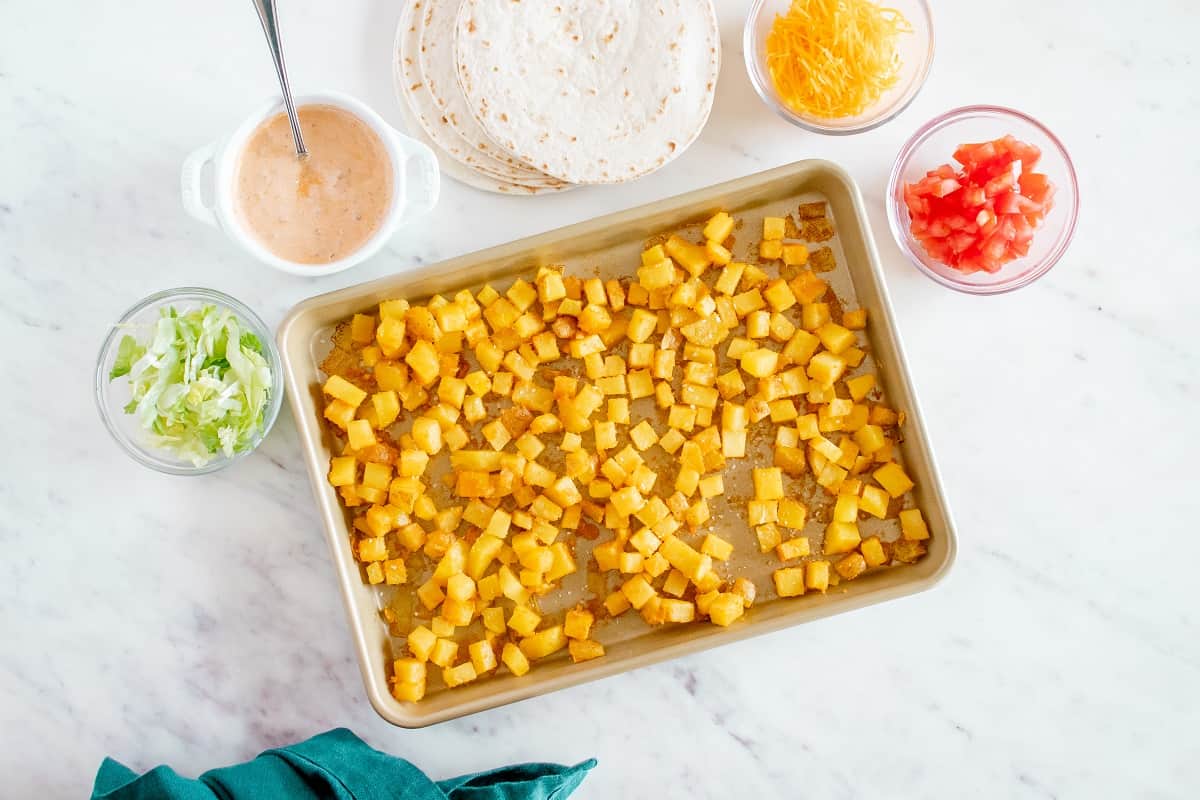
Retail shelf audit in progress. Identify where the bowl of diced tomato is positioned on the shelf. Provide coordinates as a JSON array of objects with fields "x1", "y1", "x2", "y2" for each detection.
[{"x1": 886, "y1": 105, "x2": 1078, "y2": 294}]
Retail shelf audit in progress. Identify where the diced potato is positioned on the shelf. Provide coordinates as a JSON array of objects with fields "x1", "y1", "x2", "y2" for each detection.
[
  {"x1": 860, "y1": 536, "x2": 887, "y2": 567},
  {"x1": 520, "y1": 625, "x2": 567, "y2": 660},
  {"x1": 776, "y1": 537, "x2": 811, "y2": 561},
  {"x1": 569, "y1": 639, "x2": 606, "y2": 663},
  {"x1": 407, "y1": 625, "x2": 437, "y2": 661},
  {"x1": 773, "y1": 567, "x2": 806, "y2": 597},
  {"x1": 621, "y1": 575, "x2": 657, "y2": 609},
  {"x1": 752, "y1": 523, "x2": 781, "y2": 554},
  {"x1": 854, "y1": 424, "x2": 887, "y2": 455},
  {"x1": 807, "y1": 351, "x2": 846, "y2": 386},
  {"x1": 747, "y1": 500, "x2": 778, "y2": 526},
  {"x1": 706, "y1": 240, "x2": 733, "y2": 266},
  {"x1": 823, "y1": 521, "x2": 861, "y2": 554},
  {"x1": 759, "y1": 238, "x2": 783, "y2": 260},
  {"x1": 804, "y1": 561, "x2": 830, "y2": 592},
  {"x1": 698, "y1": 474, "x2": 725, "y2": 499},
  {"x1": 833, "y1": 494, "x2": 859, "y2": 523},
  {"x1": 782, "y1": 244, "x2": 809, "y2": 266},
  {"x1": 328, "y1": 456, "x2": 357, "y2": 487},
  {"x1": 763, "y1": 279, "x2": 797, "y2": 312},
  {"x1": 752, "y1": 467, "x2": 784, "y2": 500},
  {"x1": 778, "y1": 498, "x2": 808, "y2": 529},
  {"x1": 346, "y1": 419, "x2": 376, "y2": 450},
  {"x1": 789, "y1": 271, "x2": 828, "y2": 304},
  {"x1": 563, "y1": 608, "x2": 595, "y2": 640},
  {"x1": 323, "y1": 399, "x2": 356, "y2": 429},
  {"x1": 707, "y1": 593, "x2": 745, "y2": 626},
  {"x1": 660, "y1": 536, "x2": 712, "y2": 583},
  {"x1": 629, "y1": 420, "x2": 659, "y2": 450},
  {"x1": 835, "y1": 553, "x2": 867, "y2": 581},
  {"x1": 874, "y1": 462, "x2": 915, "y2": 497},
  {"x1": 429, "y1": 638, "x2": 459, "y2": 668},
  {"x1": 665, "y1": 234, "x2": 712, "y2": 277},
  {"x1": 740, "y1": 348, "x2": 779, "y2": 378},
  {"x1": 762, "y1": 216, "x2": 786, "y2": 240},
  {"x1": 704, "y1": 211, "x2": 735, "y2": 243},
  {"x1": 508, "y1": 605, "x2": 541, "y2": 637},
  {"x1": 324, "y1": 375, "x2": 367, "y2": 407},
  {"x1": 618, "y1": 551, "x2": 644, "y2": 574},
  {"x1": 899, "y1": 508, "x2": 930, "y2": 541},
  {"x1": 700, "y1": 534, "x2": 734, "y2": 561},
  {"x1": 501, "y1": 642, "x2": 531, "y2": 676}
]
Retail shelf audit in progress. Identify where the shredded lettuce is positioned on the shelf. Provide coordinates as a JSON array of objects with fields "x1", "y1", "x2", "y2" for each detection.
[{"x1": 110, "y1": 303, "x2": 273, "y2": 467}]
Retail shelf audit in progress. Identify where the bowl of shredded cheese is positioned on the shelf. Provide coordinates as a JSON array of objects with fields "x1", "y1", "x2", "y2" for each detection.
[{"x1": 744, "y1": 0, "x2": 934, "y2": 135}]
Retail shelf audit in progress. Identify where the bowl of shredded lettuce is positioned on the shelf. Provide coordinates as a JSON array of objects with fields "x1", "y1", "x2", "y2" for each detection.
[{"x1": 95, "y1": 288, "x2": 284, "y2": 474}]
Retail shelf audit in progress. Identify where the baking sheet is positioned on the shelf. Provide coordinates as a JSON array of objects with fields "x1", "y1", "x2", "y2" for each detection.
[{"x1": 277, "y1": 159, "x2": 957, "y2": 727}]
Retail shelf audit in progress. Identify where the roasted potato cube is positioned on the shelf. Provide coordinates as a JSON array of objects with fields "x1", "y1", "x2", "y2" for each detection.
[
  {"x1": 778, "y1": 498, "x2": 808, "y2": 529},
  {"x1": 823, "y1": 521, "x2": 861, "y2": 554},
  {"x1": 707, "y1": 593, "x2": 745, "y2": 626},
  {"x1": 773, "y1": 567, "x2": 806, "y2": 597},
  {"x1": 835, "y1": 553, "x2": 867, "y2": 581},
  {"x1": 833, "y1": 494, "x2": 859, "y2": 523},
  {"x1": 704, "y1": 211, "x2": 735, "y2": 243},
  {"x1": 569, "y1": 639, "x2": 606, "y2": 663},
  {"x1": 405, "y1": 340, "x2": 441, "y2": 385},
  {"x1": 762, "y1": 217, "x2": 786, "y2": 241},
  {"x1": 328, "y1": 456, "x2": 357, "y2": 487},
  {"x1": 805, "y1": 561, "x2": 831, "y2": 592},
  {"x1": 759, "y1": 239, "x2": 782, "y2": 260},
  {"x1": 752, "y1": 467, "x2": 784, "y2": 500},
  {"x1": 874, "y1": 462, "x2": 915, "y2": 497},
  {"x1": 740, "y1": 347, "x2": 779, "y2": 378},
  {"x1": 807, "y1": 351, "x2": 846, "y2": 386},
  {"x1": 346, "y1": 419, "x2": 377, "y2": 450},
  {"x1": 501, "y1": 642, "x2": 531, "y2": 676},
  {"x1": 660, "y1": 536, "x2": 712, "y2": 583},
  {"x1": 860, "y1": 536, "x2": 888, "y2": 567},
  {"x1": 428, "y1": 638, "x2": 458, "y2": 668},
  {"x1": 520, "y1": 625, "x2": 567, "y2": 660},
  {"x1": 700, "y1": 534, "x2": 734, "y2": 561},
  {"x1": 508, "y1": 605, "x2": 541, "y2": 637},
  {"x1": 324, "y1": 375, "x2": 367, "y2": 407},
  {"x1": 563, "y1": 608, "x2": 594, "y2": 641},
  {"x1": 776, "y1": 537, "x2": 811, "y2": 561},
  {"x1": 782, "y1": 244, "x2": 809, "y2": 266},
  {"x1": 899, "y1": 508, "x2": 930, "y2": 541},
  {"x1": 406, "y1": 625, "x2": 437, "y2": 662}
]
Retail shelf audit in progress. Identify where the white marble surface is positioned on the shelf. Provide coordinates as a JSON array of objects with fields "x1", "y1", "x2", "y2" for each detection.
[{"x1": 2, "y1": 0, "x2": 1198, "y2": 796}]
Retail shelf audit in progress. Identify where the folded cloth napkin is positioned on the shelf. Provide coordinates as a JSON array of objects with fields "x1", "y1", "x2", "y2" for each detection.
[{"x1": 92, "y1": 728, "x2": 595, "y2": 800}]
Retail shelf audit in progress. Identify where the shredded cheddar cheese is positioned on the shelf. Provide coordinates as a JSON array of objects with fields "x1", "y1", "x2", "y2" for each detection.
[{"x1": 766, "y1": 0, "x2": 912, "y2": 119}]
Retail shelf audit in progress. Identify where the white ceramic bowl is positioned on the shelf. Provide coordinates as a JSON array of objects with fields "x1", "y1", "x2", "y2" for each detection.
[{"x1": 180, "y1": 90, "x2": 440, "y2": 276}]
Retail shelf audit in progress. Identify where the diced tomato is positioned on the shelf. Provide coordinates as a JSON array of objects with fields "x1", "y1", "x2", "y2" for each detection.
[
  {"x1": 962, "y1": 186, "x2": 987, "y2": 207},
  {"x1": 995, "y1": 192, "x2": 1021, "y2": 215},
  {"x1": 930, "y1": 178, "x2": 961, "y2": 198},
  {"x1": 902, "y1": 134, "x2": 1055, "y2": 275}
]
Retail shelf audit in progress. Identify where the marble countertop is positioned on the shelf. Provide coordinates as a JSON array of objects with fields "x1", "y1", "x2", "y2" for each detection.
[{"x1": 3, "y1": 0, "x2": 1197, "y2": 796}]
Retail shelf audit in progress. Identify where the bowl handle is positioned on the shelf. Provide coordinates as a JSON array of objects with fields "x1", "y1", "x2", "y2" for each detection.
[
  {"x1": 394, "y1": 134, "x2": 440, "y2": 220},
  {"x1": 181, "y1": 141, "x2": 219, "y2": 226}
]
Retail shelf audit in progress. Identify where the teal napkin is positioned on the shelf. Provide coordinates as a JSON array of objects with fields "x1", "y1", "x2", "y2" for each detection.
[{"x1": 92, "y1": 728, "x2": 595, "y2": 800}]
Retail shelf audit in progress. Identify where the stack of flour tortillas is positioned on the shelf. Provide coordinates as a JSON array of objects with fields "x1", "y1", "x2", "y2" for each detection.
[{"x1": 394, "y1": 0, "x2": 720, "y2": 194}]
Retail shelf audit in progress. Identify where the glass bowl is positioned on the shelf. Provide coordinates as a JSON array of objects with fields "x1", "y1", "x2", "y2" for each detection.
[
  {"x1": 744, "y1": 0, "x2": 934, "y2": 135},
  {"x1": 886, "y1": 105, "x2": 1080, "y2": 294},
  {"x1": 95, "y1": 287, "x2": 284, "y2": 475}
]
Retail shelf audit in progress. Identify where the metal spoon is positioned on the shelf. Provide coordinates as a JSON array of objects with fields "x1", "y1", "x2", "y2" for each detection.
[{"x1": 251, "y1": 0, "x2": 307, "y2": 157}]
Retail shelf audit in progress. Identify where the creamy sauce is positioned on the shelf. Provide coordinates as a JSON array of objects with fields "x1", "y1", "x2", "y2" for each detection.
[{"x1": 234, "y1": 104, "x2": 393, "y2": 264}]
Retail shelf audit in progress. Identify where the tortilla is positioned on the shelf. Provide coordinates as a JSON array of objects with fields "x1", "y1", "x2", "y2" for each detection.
[
  {"x1": 394, "y1": 0, "x2": 572, "y2": 192},
  {"x1": 454, "y1": 0, "x2": 719, "y2": 184}
]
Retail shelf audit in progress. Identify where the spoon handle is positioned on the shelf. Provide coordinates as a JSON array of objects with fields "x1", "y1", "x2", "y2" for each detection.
[{"x1": 251, "y1": 0, "x2": 307, "y2": 157}]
